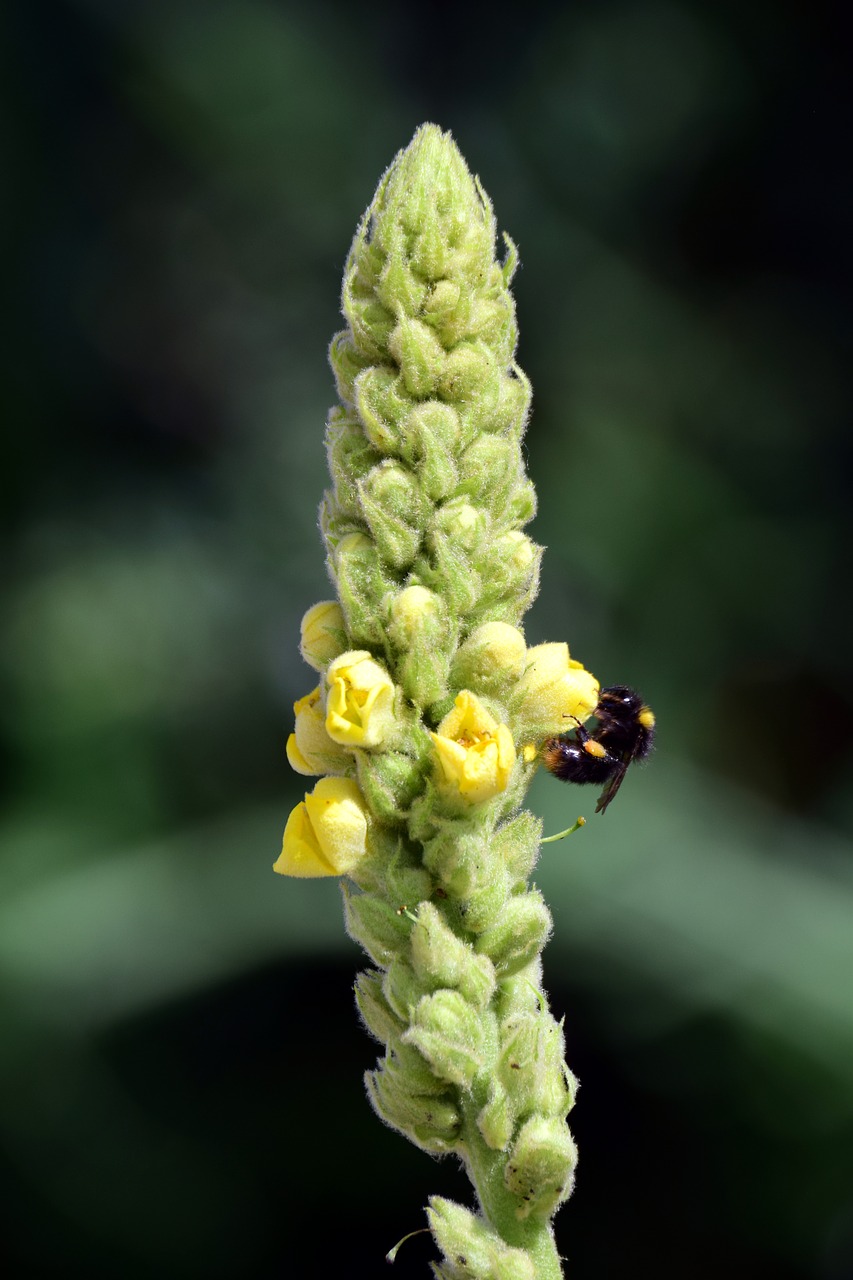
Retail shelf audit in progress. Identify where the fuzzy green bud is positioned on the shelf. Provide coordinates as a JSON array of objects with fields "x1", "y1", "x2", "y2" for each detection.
[
  {"x1": 366, "y1": 1068, "x2": 461, "y2": 1154},
  {"x1": 404, "y1": 990, "x2": 490, "y2": 1088},
  {"x1": 389, "y1": 585, "x2": 456, "y2": 707},
  {"x1": 427, "y1": 1198, "x2": 535, "y2": 1280},
  {"x1": 498, "y1": 1010, "x2": 576, "y2": 1121},
  {"x1": 343, "y1": 888, "x2": 412, "y2": 967},
  {"x1": 475, "y1": 892, "x2": 552, "y2": 977},
  {"x1": 355, "y1": 749, "x2": 424, "y2": 824},
  {"x1": 354, "y1": 969, "x2": 405, "y2": 1045},
  {"x1": 383, "y1": 957, "x2": 425, "y2": 1022},
  {"x1": 410, "y1": 902, "x2": 497, "y2": 1008},
  {"x1": 329, "y1": 532, "x2": 395, "y2": 650},
  {"x1": 477, "y1": 1079, "x2": 515, "y2": 1152},
  {"x1": 399, "y1": 401, "x2": 459, "y2": 500},
  {"x1": 450, "y1": 622, "x2": 527, "y2": 699},
  {"x1": 358, "y1": 460, "x2": 426, "y2": 570},
  {"x1": 492, "y1": 811, "x2": 543, "y2": 887},
  {"x1": 505, "y1": 1115, "x2": 577, "y2": 1220}
]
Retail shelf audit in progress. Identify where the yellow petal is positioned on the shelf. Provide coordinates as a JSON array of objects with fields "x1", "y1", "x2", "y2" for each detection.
[
  {"x1": 274, "y1": 777, "x2": 370, "y2": 879},
  {"x1": 325, "y1": 651, "x2": 395, "y2": 748},
  {"x1": 430, "y1": 691, "x2": 517, "y2": 805}
]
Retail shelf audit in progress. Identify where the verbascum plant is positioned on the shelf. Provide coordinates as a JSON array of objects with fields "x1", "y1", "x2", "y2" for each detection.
[{"x1": 276, "y1": 124, "x2": 601, "y2": 1280}]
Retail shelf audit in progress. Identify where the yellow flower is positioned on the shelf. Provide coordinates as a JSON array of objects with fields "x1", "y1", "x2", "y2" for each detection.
[
  {"x1": 274, "y1": 777, "x2": 370, "y2": 878},
  {"x1": 430, "y1": 690, "x2": 516, "y2": 805},
  {"x1": 286, "y1": 687, "x2": 351, "y2": 777},
  {"x1": 326, "y1": 650, "x2": 395, "y2": 748},
  {"x1": 299, "y1": 601, "x2": 347, "y2": 671},
  {"x1": 512, "y1": 642, "x2": 599, "y2": 729}
]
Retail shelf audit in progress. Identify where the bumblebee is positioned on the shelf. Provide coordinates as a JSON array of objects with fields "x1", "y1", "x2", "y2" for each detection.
[{"x1": 542, "y1": 686, "x2": 655, "y2": 814}]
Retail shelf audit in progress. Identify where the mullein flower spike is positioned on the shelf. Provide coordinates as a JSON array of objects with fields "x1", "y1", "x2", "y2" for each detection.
[{"x1": 277, "y1": 125, "x2": 601, "y2": 1279}]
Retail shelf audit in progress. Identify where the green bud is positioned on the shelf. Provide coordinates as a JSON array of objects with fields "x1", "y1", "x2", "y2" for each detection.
[
  {"x1": 329, "y1": 532, "x2": 394, "y2": 650},
  {"x1": 472, "y1": 532, "x2": 542, "y2": 628},
  {"x1": 354, "y1": 970, "x2": 405, "y2": 1046},
  {"x1": 457, "y1": 434, "x2": 522, "y2": 510},
  {"x1": 439, "y1": 341, "x2": 501, "y2": 438},
  {"x1": 427, "y1": 1198, "x2": 535, "y2": 1280},
  {"x1": 398, "y1": 401, "x2": 459, "y2": 501},
  {"x1": 388, "y1": 315, "x2": 446, "y2": 399},
  {"x1": 342, "y1": 888, "x2": 411, "y2": 967},
  {"x1": 410, "y1": 902, "x2": 497, "y2": 1008},
  {"x1": 376, "y1": 223, "x2": 429, "y2": 317},
  {"x1": 324, "y1": 409, "x2": 382, "y2": 519},
  {"x1": 449, "y1": 622, "x2": 527, "y2": 698},
  {"x1": 342, "y1": 259, "x2": 394, "y2": 360},
  {"x1": 404, "y1": 990, "x2": 489, "y2": 1089},
  {"x1": 497, "y1": 1010, "x2": 576, "y2": 1121},
  {"x1": 388, "y1": 585, "x2": 455, "y2": 707},
  {"x1": 356, "y1": 746, "x2": 426, "y2": 825},
  {"x1": 366, "y1": 1067, "x2": 461, "y2": 1154},
  {"x1": 328, "y1": 330, "x2": 372, "y2": 406},
  {"x1": 383, "y1": 1038, "x2": 449, "y2": 1097},
  {"x1": 504, "y1": 1115, "x2": 577, "y2": 1220},
  {"x1": 492, "y1": 811, "x2": 543, "y2": 886},
  {"x1": 477, "y1": 1079, "x2": 515, "y2": 1152},
  {"x1": 354, "y1": 366, "x2": 414, "y2": 455},
  {"x1": 357, "y1": 461, "x2": 426, "y2": 570},
  {"x1": 383, "y1": 957, "x2": 424, "y2": 1021},
  {"x1": 495, "y1": 365, "x2": 532, "y2": 438},
  {"x1": 475, "y1": 892, "x2": 552, "y2": 977}
]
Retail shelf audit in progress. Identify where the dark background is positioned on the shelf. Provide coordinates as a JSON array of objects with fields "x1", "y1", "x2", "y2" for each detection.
[{"x1": 2, "y1": 0, "x2": 852, "y2": 1276}]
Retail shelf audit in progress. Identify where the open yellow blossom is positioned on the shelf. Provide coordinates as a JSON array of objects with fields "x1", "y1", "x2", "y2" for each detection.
[
  {"x1": 286, "y1": 687, "x2": 351, "y2": 777},
  {"x1": 274, "y1": 777, "x2": 370, "y2": 878},
  {"x1": 512, "y1": 642, "x2": 599, "y2": 730},
  {"x1": 430, "y1": 690, "x2": 516, "y2": 805},
  {"x1": 299, "y1": 600, "x2": 347, "y2": 671},
  {"x1": 326, "y1": 650, "x2": 396, "y2": 748}
]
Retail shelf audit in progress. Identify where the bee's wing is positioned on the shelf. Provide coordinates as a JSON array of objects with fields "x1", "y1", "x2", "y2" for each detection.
[
  {"x1": 595, "y1": 739, "x2": 644, "y2": 814},
  {"x1": 594, "y1": 760, "x2": 629, "y2": 813}
]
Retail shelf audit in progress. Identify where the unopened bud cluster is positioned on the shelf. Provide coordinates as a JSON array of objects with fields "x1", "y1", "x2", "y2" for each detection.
[{"x1": 277, "y1": 126, "x2": 597, "y2": 1278}]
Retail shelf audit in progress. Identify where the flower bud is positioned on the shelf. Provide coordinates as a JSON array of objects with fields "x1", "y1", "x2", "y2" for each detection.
[
  {"x1": 358, "y1": 460, "x2": 426, "y2": 570},
  {"x1": 492, "y1": 811, "x2": 543, "y2": 886},
  {"x1": 330, "y1": 532, "x2": 396, "y2": 649},
  {"x1": 450, "y1": 622, "x2": 527, "y2": 698},
  {"x1": 355, "y1": 748, "x2": 424, "y2": 824},
  {"x1": 497, "y1": 1010, "x2": 576, "y2": 1121},
  {"x1": 457, "y1": 434, "x2": 520, "y2": 509},
  {"x1": 328, "y1": 330, "x2": 371, "y2": 406},
  {"x1": 475, "y1": 891, "x2": 552, "y2": 976},
  {"x1": 383, "y1": 957, "x2": 424, "y2": 1022},
  {"x1": 410, "y1": 902, "x2": 497, "y2": 1008},
  {"x1": 286, "y1": 686, "x2": 351, "y2": 777},
  {"x1": 325, "y1": 409, "x2": 382, "y2": 517},
  {"x1": 430, "y1": 691, "x2": 516, "y2": 807},
  {"x1": 388, "y1": 315, "x2": 446, "y2": 399},
  {"x1": 366, "y1": 1068, "x2": 461, "y2": 1154},
  {"x1": 274, "y1": 777, "x2": 370, "y2": 878},
  {"x1": 504, "y1": 1115, "x2": 577, "y2": 1220},
  {"x1": 510, "y1": 642, "x2": 599, "y2": 739},
  {"x1": 354, "y1": 366, "x2": 414, "y2": 454},
  {"x1": 477, "y1": 1079, "x2": 515, "y2": 1152},
  {"x1": 354, "y1": 970, "x2": 405, "y2": 1046},
  {"x1": 343, "y1": 887, "x2": 412, "y2": 967},
  {"x1": 326, "y1": 650, "x2": 396, "y2": 749},
  {"x1": 298, "y1": 601, "x2": 348, "y2": 672},
  {"x1": 404, "y1": 990, "x2": 489, "y2": 1088},
  {"x1": 399, "y1": 401, "x2": 458, "y2": 501},
  {"x1": 427, "y1": 1198, "x2": 535, "y2": 1280},
  {"x1": 389, "y1": 585, "x2": 456, "y2": 707}
]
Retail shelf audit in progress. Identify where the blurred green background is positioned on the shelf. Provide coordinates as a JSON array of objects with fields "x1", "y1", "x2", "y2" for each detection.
[{"x1": 2, "y1": 0, "x2": 852, "y2": 1275}]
